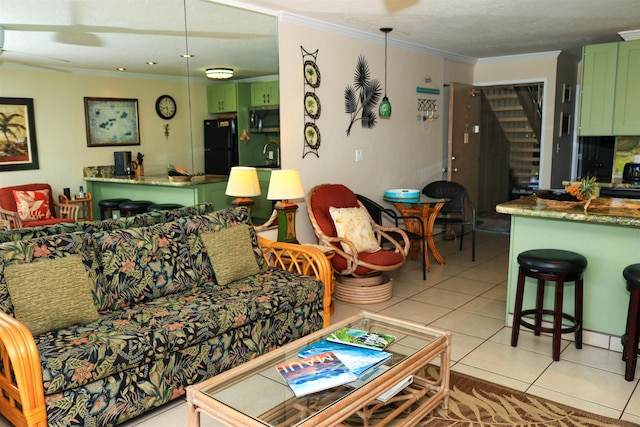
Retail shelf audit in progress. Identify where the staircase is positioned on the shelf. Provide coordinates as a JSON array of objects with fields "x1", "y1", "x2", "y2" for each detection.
[{"x1": 484, "y1": 86, "x2": 542, "y2": 190}]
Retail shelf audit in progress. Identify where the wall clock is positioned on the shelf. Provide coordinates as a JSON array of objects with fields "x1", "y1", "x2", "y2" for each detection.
[{"x1": 155, "y1": 94, "x2": 176, "y2": 120}]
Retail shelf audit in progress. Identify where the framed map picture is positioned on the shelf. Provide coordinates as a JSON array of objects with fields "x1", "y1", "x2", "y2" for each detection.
[
  {"x1": 84, "y1": 97, "x2": 140, "y2": 147},
  {"x1": 0, "y1": 97, "x2": 39, "y2": 171}
]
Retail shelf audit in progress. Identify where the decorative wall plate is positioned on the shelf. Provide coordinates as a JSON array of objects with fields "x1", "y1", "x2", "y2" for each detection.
[
  {"x1": 304, "y1": 92, "x2": 321, "y2": 119},
  {"x1": 304, "y1": 60, "x2": 321, "y2": 88},
  {"x1": 304, "y1": 122, "x2": 321, "y2": 149}
]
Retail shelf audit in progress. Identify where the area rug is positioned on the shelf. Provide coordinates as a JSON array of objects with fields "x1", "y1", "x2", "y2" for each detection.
[{"x1": 419, "y1": 369, "x2": 635, "y2": 426}]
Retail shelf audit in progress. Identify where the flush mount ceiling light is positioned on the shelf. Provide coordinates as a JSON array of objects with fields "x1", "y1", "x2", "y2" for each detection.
[
  {"x1": 379, "y1": 27, "x2": 392, "y2": 119},
  {"x1": 206, "y1": 68, "x2": 234, "y2": 80}
]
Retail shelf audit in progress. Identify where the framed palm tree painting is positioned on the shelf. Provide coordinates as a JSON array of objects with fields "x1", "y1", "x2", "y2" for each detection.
[{"x1": 0, "y1": 97, "x2": 39, "y2": 171}]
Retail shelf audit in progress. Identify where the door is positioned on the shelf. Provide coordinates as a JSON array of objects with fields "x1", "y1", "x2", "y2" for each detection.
[{"x1": 447, "y1": 82, "x2": 482, "y2": 206}]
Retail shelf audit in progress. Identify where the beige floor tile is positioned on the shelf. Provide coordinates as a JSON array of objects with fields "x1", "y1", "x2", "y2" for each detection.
[
  {"x1": 119, "y1": 399, "x2": 185, "y2": 426},
  {"x1": 449, "y1": 332, "x2": 485, "y2": 362},
  {"x1": 534, "y1": 361, "x2": 636, "y2": 411},
  {"x1": 625, "y1": 382, "x2": 640, "y2": 417},
  {"x1": 560, "y1": 342, "x2": 628, "y2": 375},
  {"x1": 410, "y1": 287, "x2": 476, "y2": 309},
  {"x1": 379, "y1": 299, "x2": 452, "y2": 324},
  {"x1": 458, "y1": 296, "x2": 507, "y2": 319},
  {"x1": 622, "y1": 413, "x2": 640, "y2": 425},
  {"x1": 429, "y1": 310, "x2": 505, "y2": 339},
  {"x1": 458, "y1": 340, "x2": 552, "y2": 383},
  {"x1": 458, "y1": 264, "x2": 508, "y2": 284},
  {"x1": 490, "y1": 327, "x2": 571, "y2": 357},
  {"x1": 481, "y1": 282, "x2": 508, "y2": 301},
  {"x1": 451, "y1": 363, "x2": 529, "y2": 391},
  {"x1": 434, "y1": 276, "x2": 498, "y2": 296},
  {"x1": 526, "y1": 385, "x2": 624, "y2": 420}
]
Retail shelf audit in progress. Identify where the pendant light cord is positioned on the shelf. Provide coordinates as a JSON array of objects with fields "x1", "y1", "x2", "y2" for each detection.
[{"x1": 384, "y1": 31, "x2": 388, "y2": 97}]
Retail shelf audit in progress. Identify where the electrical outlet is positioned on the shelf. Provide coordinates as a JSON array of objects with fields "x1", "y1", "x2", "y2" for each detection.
[{"x1": 355, "y1": 149, "x2": 364, "y2": 162}]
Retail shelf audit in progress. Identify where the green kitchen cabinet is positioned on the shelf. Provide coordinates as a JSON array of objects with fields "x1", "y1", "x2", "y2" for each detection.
[
  {"x1": 613, "y1": 40, "x2": 640, "y2": 135},
  {"x1": 250, "y1": 81, "x2": 279, "y2": 106},
  {"x1": 207, "y1": 83, "x2": 251, "y2": 114},
  {"x1": 579, "y1": 39, "x2": 640, "y2": 136}
]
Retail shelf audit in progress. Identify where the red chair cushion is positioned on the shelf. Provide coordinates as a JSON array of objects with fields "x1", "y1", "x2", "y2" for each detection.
[
  {"x1": 331, "y1": 249, "x2": 405, "y2": 276},
  {"x1": 310, "y1": 184, "x2": 359, "y2": 239},
  {"x1": 0, "y1": 184, "x2": 58, "y2": 218}
]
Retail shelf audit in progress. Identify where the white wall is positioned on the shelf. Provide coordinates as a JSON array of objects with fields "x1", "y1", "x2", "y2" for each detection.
[
  {"x1": 0, "y1": 68, "x2": 209, "y2": 197},
  {"x1": 277, "y1": 17, "x2": 472, "y2": 243}
]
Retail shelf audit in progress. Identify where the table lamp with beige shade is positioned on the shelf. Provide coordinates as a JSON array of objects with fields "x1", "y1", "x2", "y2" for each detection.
[
  {"x1": 267, "y1": 169, "x2": 304, "y2": 243},
  {"x1": 225, "y1": 166, "x2": 260, "y2": 207}
]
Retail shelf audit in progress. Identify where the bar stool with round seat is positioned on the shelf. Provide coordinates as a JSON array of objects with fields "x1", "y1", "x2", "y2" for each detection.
[
  {"x1": 118, "y1": 200, "x2": 153, "y2": 217},
  {"x1": 622, "y1": 264, "x2": 640, "y2": 381},
  {"x1": 147, "y1": 203, "x2": 183, "y2": 212},
  {"x1": 98, "y1": 198, "x2": 131, "y2": 220},
  {"x1": 511, "y1": 249, "x2": 587, "y2": 361}
]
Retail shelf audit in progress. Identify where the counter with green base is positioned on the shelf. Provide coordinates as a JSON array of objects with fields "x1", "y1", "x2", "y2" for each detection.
[{"x1": 496, "y1": 195, "x2": 640, "y2": 349}]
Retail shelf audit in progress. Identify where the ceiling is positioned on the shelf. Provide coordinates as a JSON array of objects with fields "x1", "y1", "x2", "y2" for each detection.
[{"x1": 1, "y1": 0, "x2": 639, "y2": 79}]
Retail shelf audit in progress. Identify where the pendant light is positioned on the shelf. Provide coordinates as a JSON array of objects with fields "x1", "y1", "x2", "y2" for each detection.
[{"x1": 379, "y1": 27, "x2": 393, "y2": 118}]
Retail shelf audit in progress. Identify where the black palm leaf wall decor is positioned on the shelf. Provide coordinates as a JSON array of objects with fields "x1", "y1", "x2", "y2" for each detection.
[{"x1": 345, "y1": 55, "x2": 382, "y2": 136}]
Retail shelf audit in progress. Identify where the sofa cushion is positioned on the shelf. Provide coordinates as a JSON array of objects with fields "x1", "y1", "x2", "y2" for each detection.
[
  {"x1": 0, "y1": 232, "x2": 99, "y2": 316},
  {"x1": 13, "y1": 189, "x2": 54, "y2": 221},
  {"x1": 200, "y1": 224, "x2": 260, "y2": 285},
  {"x1": 35, "y1": 267, "x2": 324, "y2": 395},
  {"x1": 177, "y1": 207, "x2": 265, "y2": 285},
  {"x1": 4, "y1": 255, "x2": 99, "y2": 335},
  {"x1": 92, "y1": 220, "x2": 198, "y2": 311}
]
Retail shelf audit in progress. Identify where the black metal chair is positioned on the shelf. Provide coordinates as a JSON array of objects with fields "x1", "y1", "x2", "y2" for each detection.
[
  {"x1": 422, "y1": 181, "x2": 477, "y2": 262},
  {"x1": 356, "y1": 194, "x2": 427, "y2": 280}
]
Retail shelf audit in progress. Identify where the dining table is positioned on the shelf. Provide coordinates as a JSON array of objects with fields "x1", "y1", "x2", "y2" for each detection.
[{"x1": 383, "y1": 193, "x2": 449, "y2": 271}]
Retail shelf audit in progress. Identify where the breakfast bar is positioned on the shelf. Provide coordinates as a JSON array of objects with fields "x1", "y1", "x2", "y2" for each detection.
[{"x1": 497, "y1": 196, "x2": 640, "y2": 349}]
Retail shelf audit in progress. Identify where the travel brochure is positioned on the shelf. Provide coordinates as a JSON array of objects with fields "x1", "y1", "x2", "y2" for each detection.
[
  {"x1": 275, "y1": 351, "x2": 357, "y2": 397},
  {"x1": 327, "y1": 327, "x2": 396, "y2": 351},
  {"x1": 278, "y1": 328, "x2": 409, "y2": 398}
]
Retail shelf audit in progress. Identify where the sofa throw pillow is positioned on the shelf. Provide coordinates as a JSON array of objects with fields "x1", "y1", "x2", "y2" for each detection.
[
  {"x1": 329, "y1": 206, "x2": 381, "y2": 255},
  {"x1": 200, "y1": 224, "x2": 260, "y2": 286},
  {"x1": 4, "y1": 255, "x2": 99, "y2": 336},
  {"x1": 12, "y1": 189, "x2": 54, "y2": 221}
]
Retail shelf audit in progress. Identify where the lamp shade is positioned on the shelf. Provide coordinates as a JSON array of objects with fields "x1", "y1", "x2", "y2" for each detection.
[
  {"x1": 225, "y1": 167, "x2": 260, "y2": 197},
  {"x1": 267, "y1": 170, "x2": 304, "y2": 201}
]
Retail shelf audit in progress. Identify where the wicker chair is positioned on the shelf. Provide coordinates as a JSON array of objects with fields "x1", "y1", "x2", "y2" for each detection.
[
  {"x1": 0, "y1": 184, "x2": 79, "y2": 229},
  {"x1": 307, "y1": 184, "x2": 410, "y2": 304},
  {"x1": 422, "y1": 180, "x2": 477, "y2": 261}
]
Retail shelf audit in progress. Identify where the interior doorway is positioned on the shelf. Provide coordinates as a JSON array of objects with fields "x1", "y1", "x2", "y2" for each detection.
[{"x1": 445, "y1": 81, "x2": 544, "y2": 217}]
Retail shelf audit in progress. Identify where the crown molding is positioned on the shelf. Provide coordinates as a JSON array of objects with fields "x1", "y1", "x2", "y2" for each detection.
[
  {"x1": 619, "y1": 29, "x2": 640, "y2": 40},
  {"x1": 476, "y1": 51, "x2": 562, "y2": 65},
  {"x1": 278, "y1": 12, "x2": 477, "y2": 64}
]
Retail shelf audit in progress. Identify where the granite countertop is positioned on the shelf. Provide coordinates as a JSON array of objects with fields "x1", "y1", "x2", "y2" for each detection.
[
  {"x1": 84, "y1": 175, "x2": 228, "y2": 187},
  {"x1": 496, "y1": 195, "x2": 640, "y2": 227}
]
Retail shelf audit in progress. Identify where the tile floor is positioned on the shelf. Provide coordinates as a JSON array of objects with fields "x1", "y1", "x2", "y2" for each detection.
[{"x1": 5, "y1": 230, "x2": 640, "y2": 426}]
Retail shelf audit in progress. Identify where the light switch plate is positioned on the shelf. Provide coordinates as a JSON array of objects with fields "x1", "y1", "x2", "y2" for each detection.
[{"x1": 355, "y1": 149, "x2": 364, "y2": 162}]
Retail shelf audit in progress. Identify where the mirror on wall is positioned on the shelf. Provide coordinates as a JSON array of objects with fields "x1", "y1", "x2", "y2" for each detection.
[{"x1": 0, "y1": 0, "x2": 278, "y2": 179}]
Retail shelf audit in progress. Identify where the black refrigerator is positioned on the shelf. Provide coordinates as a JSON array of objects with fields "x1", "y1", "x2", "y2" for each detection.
[{"x1": 204, "y1": 118, "x2": 239, "y2": 175}]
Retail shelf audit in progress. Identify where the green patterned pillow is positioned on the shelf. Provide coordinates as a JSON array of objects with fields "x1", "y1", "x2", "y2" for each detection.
[
  {"x1": 200, "y1": 224, "x2": 260, "y2": 285},
  {"x1": 4, "y1": 255, "x2": 99, "y2": 335}
]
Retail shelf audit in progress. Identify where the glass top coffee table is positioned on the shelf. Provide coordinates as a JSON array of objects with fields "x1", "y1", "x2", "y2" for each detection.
[{"x1": 187, "y1": 311, "x2": 451, "y2": 427}]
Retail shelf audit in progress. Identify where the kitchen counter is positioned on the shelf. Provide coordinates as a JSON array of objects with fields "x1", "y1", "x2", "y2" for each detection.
[
  {"x1": 85, "y1": 175, "x2": 228, "y2": 187},
  {"x1": 497, "y1": 195, "x2": 640, "y2": 347}
]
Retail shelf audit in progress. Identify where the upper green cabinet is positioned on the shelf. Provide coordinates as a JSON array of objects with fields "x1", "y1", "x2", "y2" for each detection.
[
  {"x1": 250, "y1": 81, "x2": 279, "y2": 106},
  {"x1": 207, "y1": 83, "x2": 237, "y2": 113},
  {"x1": 579, "y1": 39, "x2": 640, "y2": 136}
]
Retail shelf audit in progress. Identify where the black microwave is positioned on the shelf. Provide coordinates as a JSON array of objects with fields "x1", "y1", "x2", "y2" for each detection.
[{"x1": 249, "y1": 105, "x2": 280, "y2": 133}]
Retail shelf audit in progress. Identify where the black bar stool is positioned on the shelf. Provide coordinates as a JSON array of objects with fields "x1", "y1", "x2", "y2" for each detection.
[
  {"x1": 511, "y1": 249, "x2": 587, "y2": 361},
  {"x1": 147, "y1": 203, "x2": 183, "y2": 212},
  {"x1": 118, "y1": 200, "x2": 153, "y2": 217},
  {"x1": 98, "y1": 198, "x2": 131, "y2": 220},
  {"x1": 622, "y1": 264, "x2": 640, "y2": 381}
]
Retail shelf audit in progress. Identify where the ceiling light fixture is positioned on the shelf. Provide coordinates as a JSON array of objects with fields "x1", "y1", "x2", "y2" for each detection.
[
  {"x1": 206, "y1": 68, "x2": 234, "y2": 80},
  {"x1": 379, "y1": 27, "x2": 392, "y2": 119}
]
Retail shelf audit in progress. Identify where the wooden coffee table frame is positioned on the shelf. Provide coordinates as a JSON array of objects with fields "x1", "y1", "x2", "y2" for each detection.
[{"x1": 187, "y1": 312, "x2": 451, "y2": 427}]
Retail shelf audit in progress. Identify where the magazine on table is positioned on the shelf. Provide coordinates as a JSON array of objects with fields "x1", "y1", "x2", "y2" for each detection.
[
  {"x1": 275, "y1": 351, "x2": 357, "y2": 397},
  {"x1": 298, "y1": 339, "x2": 392, "y2": 377},
  {"x1": 327, "y1": 327, "x2": 396, "y2": 351}
]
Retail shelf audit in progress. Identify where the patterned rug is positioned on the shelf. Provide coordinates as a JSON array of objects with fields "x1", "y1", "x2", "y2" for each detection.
[{"x1": 420, "y1": 369, "x2": 635, "y2": 426}]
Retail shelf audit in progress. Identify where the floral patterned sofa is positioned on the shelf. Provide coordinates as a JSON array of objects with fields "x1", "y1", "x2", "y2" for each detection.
[{"x1": 0, "y1": 206, "x2": 331, "y2": 427}]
